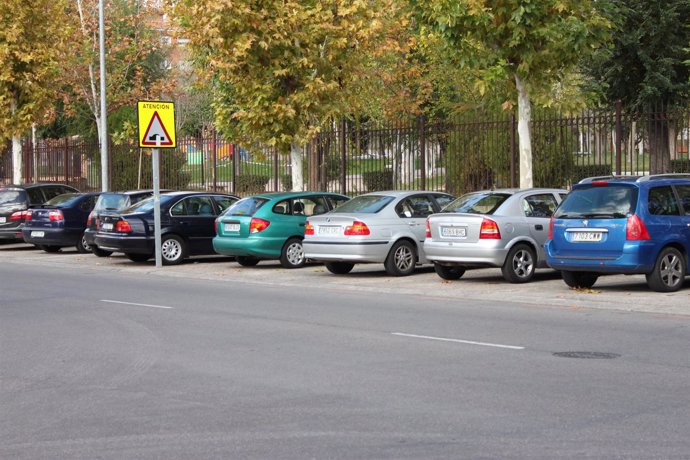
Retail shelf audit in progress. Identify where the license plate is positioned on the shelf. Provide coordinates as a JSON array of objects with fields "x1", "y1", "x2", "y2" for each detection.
[
  {"x1": 0, "y1": 217, "x2": 5, "y2": 223},
  {"x1": 441, "y1": 226, "x2": 467, "y2": 238},
  {"x1": 30, "y1": 231, "x2": 45, "y2": 238},
  {"x1": 102, "y1": 223, "x2": 113, "y2": 231},
  {"x1": 224, "y1": 223, "x2": 240, "y2": 232},
  {"x1": 571, "y1": 231, "x2": 603, "y2": 242},
  {"x1": 318, "y1": 225, "x2": 341, "y2": 236}
]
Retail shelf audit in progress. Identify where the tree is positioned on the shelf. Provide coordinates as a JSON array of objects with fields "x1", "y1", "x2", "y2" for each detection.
[
  {"x1": 173, "y1": 0, "x2": 393, "y2": 190},
  {"x1": 0, "y1": 0, "x2": 70, "y2": 183},
  {"x1": 59, "y1": 0, "x2": 173, "y2": 144},
  {"x1": 584, "y1": 0, "x2": 690, "y2": 173},
  {"x1": 412, "y1": 0, "x2": 611, "y2": 187}
]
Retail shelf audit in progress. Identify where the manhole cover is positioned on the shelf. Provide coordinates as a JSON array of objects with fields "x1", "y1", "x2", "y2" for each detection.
[{"x1": 553, "y1": 351, "x2": 621, "y2": 359}]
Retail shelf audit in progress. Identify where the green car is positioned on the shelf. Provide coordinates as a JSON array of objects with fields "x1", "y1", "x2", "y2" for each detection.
[{"x1": 213, "y1": 191, "x2": 350, "y2": 268}]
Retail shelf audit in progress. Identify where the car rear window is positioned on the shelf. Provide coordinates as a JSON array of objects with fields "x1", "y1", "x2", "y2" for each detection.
[
  {"x1": 0, "y1": 189, "x2": 27, "y2": 206},
  {"x1": 331, "y1": 195, "x2": 394, "y2": 213},
  {"x1": 45, "y1": 193, "x2": 82, "y2": 207},
  {"x1": 125, "y1": 195, "x2": 175, "y2": 213},
  {"x1": 555, "y1": 185, "x2": 638, "y2": 218},
  {"x1": 223, "y1": 197, "x2": 269, "y2": 216},
  {"x1": 443, "y1": 192, "x2": 510, "y2": 214},
  {"x1": 95, "y1": 193, "x2": 130, "y2": 211}
]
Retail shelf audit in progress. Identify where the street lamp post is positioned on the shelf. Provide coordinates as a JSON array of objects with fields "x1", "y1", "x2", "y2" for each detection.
[{"x1": 99, "y1": 0, "x2": 109, "y2": 191}]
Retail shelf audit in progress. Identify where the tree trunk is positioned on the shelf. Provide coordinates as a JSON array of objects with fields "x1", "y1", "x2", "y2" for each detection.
[
  {"x1": 290, "y1": 141, "x2": 304, "y2": 191},
  {"x1": 647, "y1": 118, "x2": 671, "y2": 174},
  {"x1": 515, "y1": 74, "x2": 533, "y2": 188},
  {"x1": 12, "y1": 135, "x2": 22, "y2": 184}
]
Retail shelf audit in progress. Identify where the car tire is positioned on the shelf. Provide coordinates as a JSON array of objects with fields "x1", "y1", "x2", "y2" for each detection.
[
  {"x1": 384, "y1": 240, "x2": 416, "y2": 276},
  {"x1": 561, "y1": 270, "x2": 598, "y2": 289},
  {"x1": 280, "y1": 237, "x2": 306, "y2": 268},
  {"x1": 76, "y1": 233, "x2": 92, "y2": 254},
  {"x1": 501, "y1": 243, "x2": 536, "y2": 283},
  {"x1": 42, "y1": 245, "x2": 61, "y2": 253},
  {"x1": 433, "y1": 263, "x2": 465, "y2": 280},
  {"x1": 236, "y1": 256, "x2": 260, "y2": 267},
  {"x1": 325, "y1": 262, "x2": 354, "y2": 275},
  {"x1": 645, "y1": 247, "x2": 686, "y2": 292},
  {"x1": 161, "y1": 234, "x2": 187, "y2": 265},
  {"x1": 91, "y1": 245, "x2": 112, "y2": 257},
  {"x1": 126, "y1": 253, "x2": 152, "y2": 263}
]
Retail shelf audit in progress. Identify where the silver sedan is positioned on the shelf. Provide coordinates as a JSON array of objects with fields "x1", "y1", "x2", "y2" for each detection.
[
  {"x1": 304, "y1": 191, "x2": 454, "y2": 276},
  {"x1": 424, "y1": 188, "x2": 567, "y2": 283}
]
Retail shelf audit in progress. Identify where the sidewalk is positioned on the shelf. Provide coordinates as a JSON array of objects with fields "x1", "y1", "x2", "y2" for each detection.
[{"x1": 2, "y1": 242, "x2": 688, "y2": 317}]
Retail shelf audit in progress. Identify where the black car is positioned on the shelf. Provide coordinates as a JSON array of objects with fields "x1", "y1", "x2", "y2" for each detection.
[
  {"x1": 94, "y1": 191, "x2": 239, "y2": 265},
  {"x1": 84, "y1": 189, "x2": 173, "y2": 257},
  {"x1": 0, "y1": 183, "x2": 80, "y2": 242},
  {"x1": 22, "y1": 192, "x2": 102, "y2": 253}
]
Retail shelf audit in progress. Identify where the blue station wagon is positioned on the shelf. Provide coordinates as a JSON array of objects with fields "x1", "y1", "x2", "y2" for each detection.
[{"x1": 545, "y1": 174, "x2": 690, "y2": 292}]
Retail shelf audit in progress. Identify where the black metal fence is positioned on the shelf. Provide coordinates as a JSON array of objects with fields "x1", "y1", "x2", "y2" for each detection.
[{"x1": 2, "y1": 104, "x2": 690, "y2": 196}]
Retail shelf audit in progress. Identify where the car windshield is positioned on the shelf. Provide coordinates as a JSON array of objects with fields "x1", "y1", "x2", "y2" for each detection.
[
  {"x1": 95, "y1": 193, "x2": 130, "y2": 211},
  {"x1": 45, "y1": 193, "x2": 82, "y2": 207},
  {"x1": 332, "y1": 195, "x2": 394, "y2": 213},
  {"x1": 125, "y1": 195, "x2": 175, "y2": 213},
  {"x1": 443, "y1": 193, "x2": 510, "y2": 215},
  {"x1": 554, "y1": 185, "x2": 637, "y2": 218},
  {"x1": 0, "y1": 189, "x2": 27, "y2": 206},
  {"x1": 222, "y1": 197, "x2": 269, "y2": 216}
]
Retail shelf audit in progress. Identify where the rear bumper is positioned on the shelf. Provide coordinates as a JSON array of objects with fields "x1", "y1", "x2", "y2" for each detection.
[
  {"x1": 545, "y1": 241, "x2": 656, "y2": 273},
  {"x1": 83, "y1": 227, "x2": 96, "y2": 245},
  {"x1": 94, "y1": 234, "x2": 153, "y2": 254},
  {"x1": 22, "y1": 228, "x2": 81, "y2": 247},
  {"x1": 0, "y1": 226, "x2": 24, "y2": 242},
  {"x1": 303, "y1": 240, "x2": 391, "y2": 263},
  {"x1": 423, "y1": 240, "x2": 508, "y2": 267},
  {"x1": 213, "y1": 235, "x2": 283, "y2": 259}
]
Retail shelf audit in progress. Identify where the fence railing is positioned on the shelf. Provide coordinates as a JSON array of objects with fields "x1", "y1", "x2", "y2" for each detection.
[{"x1": 2, "y1": 105, "x2": 690, "y2": 196}]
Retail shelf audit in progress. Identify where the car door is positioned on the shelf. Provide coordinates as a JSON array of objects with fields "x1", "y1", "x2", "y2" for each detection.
[
  {"x1": 396, "y1": 194, "x2": 436, "y2": 244},
  {"x1": 169, "y1": 195, "x2": 218, "y2": 254},
  {"x1": 674, "y1": 185, "x2": 690, "y2": 249},
  {"x1": 523, "y1": 192, "x2": 559, "y2": 260}
]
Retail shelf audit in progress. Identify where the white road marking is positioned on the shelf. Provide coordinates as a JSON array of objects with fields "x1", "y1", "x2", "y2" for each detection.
[
  {"x1": 391, "y1": 332, "x2": 524, "y2": 350},
  {"x1": 100, "y1": 299, "x2": 173, "y2": 310}
]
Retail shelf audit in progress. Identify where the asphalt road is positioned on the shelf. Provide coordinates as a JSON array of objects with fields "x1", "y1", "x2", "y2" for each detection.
[{"x1": 2, "y1": 244, "x2": 690, "y2": 459}]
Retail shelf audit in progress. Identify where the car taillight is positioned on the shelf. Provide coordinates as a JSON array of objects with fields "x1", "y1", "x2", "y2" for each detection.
[
  {"x1": 548, "y1": 216, "x2": 554, "y2": 240},
  {"x1": 10, "y1": 210, "x2": 31, "y2": 221},
  {"x1": 425, "y1": 218, "x2": 431, "y2": 238},
  {"x1": 249, "y1": 217, "x2": 270, "y2": 234},
  {"x1": 115, "y1": 220, "x2": 132, "y2": 233},
  {"x1": 479, "y1": 218, "x2": 501, "y2": 239},
  {"x1": 304, "y1": 220, "x2": 314, "y2": 236},
  {"x1": 344, "y1": 221, "x2": 370, "y2": 236},
  {"x1": 48, "y1": 210, "x2": 64, "y2": 221},
  {"x1": 87, "y1": 212, "x2": 94, "y2": 226},
  {"x1": 626, "y1": 214, "x2": 650, "y2": 240}
]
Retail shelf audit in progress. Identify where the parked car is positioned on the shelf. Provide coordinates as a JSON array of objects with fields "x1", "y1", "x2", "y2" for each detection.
[
  {"x1": 303, "y1": 190, "x2": 455, "y2": 276},
  {"x1": 0, "y1": 183, "x2": 80, "y2": 243},
  {"x1": 84, "y1": 189, "x2": 173, "y2": 257},
  {"x1": 93, "y1": 191, "x2": 239, "y2": 265},
  {"x1": 213, "y1": 192, "x2": 350, "y2": 268},
  {"x1": 546, "y1": 174, "x2": 690, "y2": 292},
  {"x1": 424, "y1": 188, "x2": 568, "y2": 282},
  {"x1": 21, "y1": 192, "x2": 102, "y2": 253}
]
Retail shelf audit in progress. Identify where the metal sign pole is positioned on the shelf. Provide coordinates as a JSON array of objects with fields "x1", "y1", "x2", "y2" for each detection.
[{"x1": 153, "y1": 138, "x2": 162, "y2": 268}]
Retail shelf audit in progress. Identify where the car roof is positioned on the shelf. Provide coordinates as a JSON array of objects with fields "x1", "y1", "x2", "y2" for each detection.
[
  {"x1": 104, "y1": 189, "x2": 173, "y2": 196},
  {"x1": 360, "y1": 190, "x2": 451, "y2": 197},
  {"x1": 577, "y1": 174, "x2": 690, "y2": 187},
  {"x1": 2, "y1": 183, "x2": 77, "y2": 190},
  {"x1": 251, "y1": 191, "x2": 348, "y2": 200}
]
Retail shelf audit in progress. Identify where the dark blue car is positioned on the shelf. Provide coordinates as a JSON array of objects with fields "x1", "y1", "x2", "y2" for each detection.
[
  {"x1": 546, "y1": 174, "x2": 690, "y2": 292},
  {"x1": 22, "y1": 192, "x2": 102, "y2": 253}
]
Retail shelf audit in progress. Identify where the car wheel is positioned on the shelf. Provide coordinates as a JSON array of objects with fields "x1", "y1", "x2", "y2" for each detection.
[
  {"x1": 325, "y1": 262, "x2": 354, "y2": 275},
  {"x1": 384, "y1": 240, "x2": 416, "y2": 276},
  {"x1": 126, "y1": 253, "x2": 152, "y2": 263},
  {"x1": 76, "y1": 233, "x2": 92, "y2": 253},
  {"x1": 501, "y1": 243, "x2": 536, "y2": 283},
  {"x1": 561, "y1": 271, "x2": 598, "y2": 289},
  {"x1": 161, "y1": 234, "x2": 187, "y2": 265},
  {"x1": 91, "y1": 245, "x2": 112, "y2": 257},
  {"x1": 434, "y1": 263, "x2": 465, "y2": 280},
  {"x1": 646, "y1": 247, "x2": 686, "y2": 292},
  {"x1": 42, "y1": 245, "x2": 61, "y2": 253},
  {"x1": 280, "y1": 237, "x2": 305, "y2": 268},
  {"x1": 236, "y1": 256, "x2": 260, "y2": 267}
]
